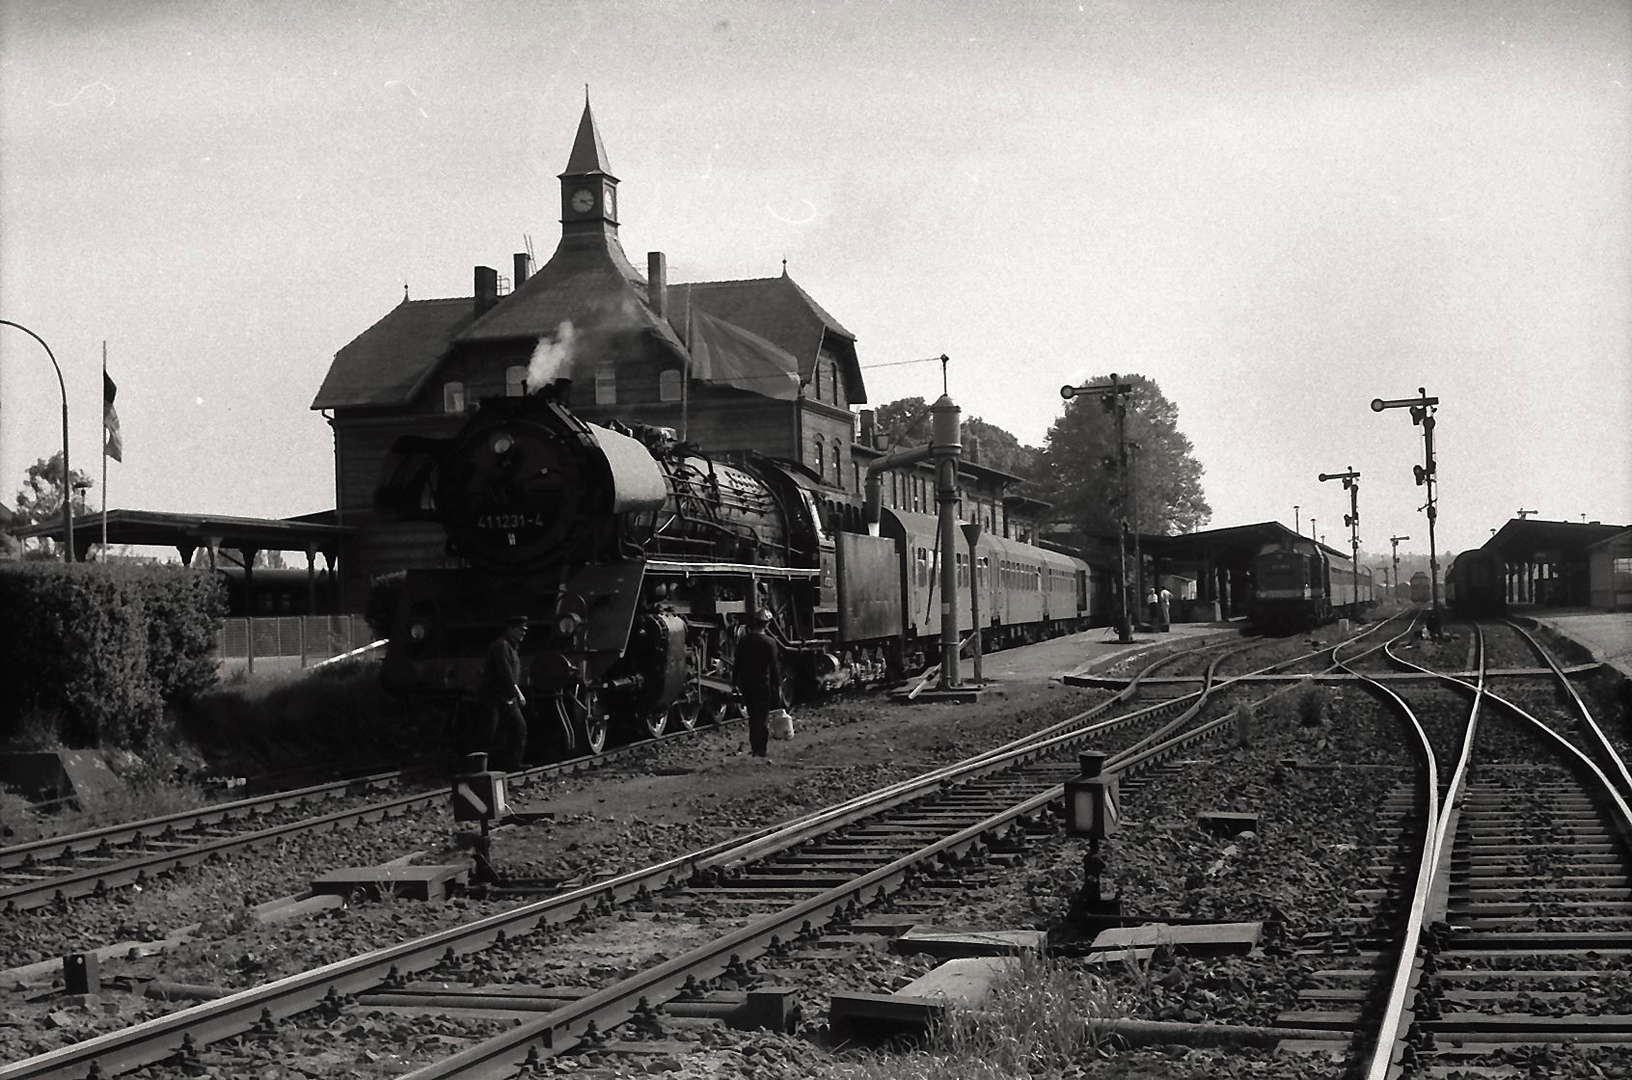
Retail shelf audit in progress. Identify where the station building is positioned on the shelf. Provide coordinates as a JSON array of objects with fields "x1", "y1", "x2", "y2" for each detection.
[{"x1": 311, "y1": 100, "x2": 1048, "y2": 611}]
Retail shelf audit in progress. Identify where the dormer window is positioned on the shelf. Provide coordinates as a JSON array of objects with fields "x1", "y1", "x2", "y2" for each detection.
[
  {"x1": 506, "y1": 366, "x2": 528, "y2": 397},
  {"x1": 443, "y1": 381, "x2": 466, "y2": 414},
  {"x1": 659, "y1": 368, "x2": 682, "y2": 402}
]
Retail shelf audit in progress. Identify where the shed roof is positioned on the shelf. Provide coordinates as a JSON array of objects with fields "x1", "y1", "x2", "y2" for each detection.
[{"x1": 1487, "y1": 518, "x2": 1625, "y2": 560}]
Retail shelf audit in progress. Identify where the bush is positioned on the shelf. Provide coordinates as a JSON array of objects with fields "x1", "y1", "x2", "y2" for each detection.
[
  {"x1": 365, "y1": 570, "x2": 406, "y2": 641},
  {"x1": 0, "y1": 561, "x2": 225, "y2": 749}
]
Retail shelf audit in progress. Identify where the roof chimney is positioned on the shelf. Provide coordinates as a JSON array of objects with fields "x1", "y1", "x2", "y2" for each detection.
[
  {"x1": 513, "y1": 253, "x2": 531, "y2": 288},
  {"x1": 647, "y1": 252, "x2": 667, "y2": 318},
  {"x1": 474, "y1": 266, "x2": 499, "y2": 315}
]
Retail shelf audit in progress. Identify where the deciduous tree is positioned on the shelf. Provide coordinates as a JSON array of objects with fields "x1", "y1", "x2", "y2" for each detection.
[{"x1": 1032, "y1": 374, "x2": 1210, "y2": 536}]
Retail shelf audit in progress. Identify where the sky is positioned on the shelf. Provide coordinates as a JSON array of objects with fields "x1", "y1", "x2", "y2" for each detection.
[{"x1": 2, "y1": 0, "x2": 1627, "y2": 563}]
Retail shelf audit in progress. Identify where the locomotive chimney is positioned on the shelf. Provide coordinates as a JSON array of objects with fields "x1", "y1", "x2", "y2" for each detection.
[
  {"x1": 647, "y1": 251, "x2": 667, "y2": 318},
  {"x1": 474, "y1": 266, "x2": 499, "y2": 315},
  {"x1": 553, "y1": 377, "x2": 572, "y2": 404},
  {"x1": 513, "y1": 252, "x2": 531, "y2": 288}
]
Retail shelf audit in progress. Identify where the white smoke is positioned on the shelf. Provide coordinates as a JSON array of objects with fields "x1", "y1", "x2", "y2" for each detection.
[{"x1": 527, "y1": 321, "x2": 576, "y2": 391}]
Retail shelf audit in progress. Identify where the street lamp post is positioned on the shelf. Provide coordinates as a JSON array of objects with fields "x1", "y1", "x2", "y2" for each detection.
[
  {"x1": 1062, "y1": 375, "x2": 1135, "y2": 644},
  {"x1": 1390, "y1": 535, "x2": 1410, "y2": 597},
  {"x1": 1318, "y1": 467, "x2": 1362, "y2": 600},
  {"x1": 0, "y1": 319, "x2": 73, "y2": 561},
  {"x1": 1371, "y1": 388, "x2": 1441, "y2": 634}
]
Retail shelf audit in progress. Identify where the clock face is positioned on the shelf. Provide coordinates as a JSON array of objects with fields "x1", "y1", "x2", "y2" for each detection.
[
  {"x1": 602, "y1": 186, "x2": 615, "y2": 218},
  {"x1": 570, "y1": 188, "x2": 596, "y2": 214}
]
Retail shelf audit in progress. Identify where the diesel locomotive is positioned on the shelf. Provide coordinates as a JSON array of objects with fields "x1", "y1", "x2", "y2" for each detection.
[
  {"x1": 1248, "y1": 536, "x2": 1374, "y2": 632},
  {"x1": 375, "y1": 382, "x2": 1096, "y2": 754}
]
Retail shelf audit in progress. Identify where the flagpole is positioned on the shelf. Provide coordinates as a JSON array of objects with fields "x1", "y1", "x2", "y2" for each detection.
[{"x1": 102, "y1": 341, "x2": 109, "y2": 558}]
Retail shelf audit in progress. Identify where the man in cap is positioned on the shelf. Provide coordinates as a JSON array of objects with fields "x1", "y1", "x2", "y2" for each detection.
[
  {"x1": 731, "y1": 607, "x2": 782, "y2": 759},
  {"x1": 478, "y1": 615, "x2": 530, "y2": 771}
]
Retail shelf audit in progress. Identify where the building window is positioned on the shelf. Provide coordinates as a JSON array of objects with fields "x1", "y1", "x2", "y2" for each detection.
[
  {"x1": 659, "y1": 368, "x2": 682, "y2": 402},
  {"x1": 1614, "y1": 557, "x2": 1632, "y2": 577},
  {"x1": 833, "y1": 439, "x2": 843, "y2": 486},
  {"x1": 506, "y1": 366, "x2": 527, "y2": 397},
  {"x1": 814, "y1": 436, "x2": 825, "y2": 478},
  {"x1": 443, "y1": 381, "x2": 466, "y2": 413},
  {"x1": 595, "y1": 362, "x2": 616, "y2": 405},
  {"x1": 813, "y1": 364, "x2": 822, "y2": 401}
]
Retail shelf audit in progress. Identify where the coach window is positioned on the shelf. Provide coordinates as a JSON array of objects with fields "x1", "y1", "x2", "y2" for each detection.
[
  {"x1": 956, "y1": 552, "x2": 968, "y2": 588},
  {"x1": 659, "y1": 368, "x2": 682, "y2": 402},
  {"x1": 915, "y1": 546, "x2": 929, "y2": 587},
  {"x1": 505, "y1": 366, "x2": 527, "y2": 397},
  {"x1": 594, "y1": 361, "x2": 616, "y2": 405},
  {"x1": 442, "y1": 381, "x2": 466, "y2": 414}
]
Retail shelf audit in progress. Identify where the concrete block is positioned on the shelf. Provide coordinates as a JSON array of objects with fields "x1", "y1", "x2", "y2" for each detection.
[
  {"x1": 830, "y1": 957, "x2": 1019, "y2": 1042},
  {"x1": 892, "y1": 927, "x2": 1046, "y2": 959},
  {"x1": 1198, "y1": 811, "x2": 1258, "y2": 837},
  {"x1": 311, "y1": 864, "x2": 468, "y2": 901},
  {"x1": 1089, "y1": 921, "x2": 1262, "y2": 957}
]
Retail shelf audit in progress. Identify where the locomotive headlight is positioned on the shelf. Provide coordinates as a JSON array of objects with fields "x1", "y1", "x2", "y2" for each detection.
[
  {"x1": 409, "y1": 621, "x2": 428, "y2": 642},
  {"x1": 555, "y1": 611, "x2": 583, "y2": 639},
  {"x1": 490, "y1": 433, "x2": 515, "y2": 455}
]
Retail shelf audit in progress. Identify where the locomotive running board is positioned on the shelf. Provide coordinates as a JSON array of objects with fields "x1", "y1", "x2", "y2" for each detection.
[{"x1": 645, "y1": 559, "x2": 821, "y2": 579}]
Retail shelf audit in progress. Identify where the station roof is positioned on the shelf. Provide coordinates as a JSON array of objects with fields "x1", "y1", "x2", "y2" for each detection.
[
  {"x1": 9, "y1": 509, "x2": 353, "y2": 560},
  {"x1": 1142, "y1": 520, "x2": 1301, "y2": 566},
  {"x1": 1486, "y1": 518, "x2": 1626, "y2": 562}
]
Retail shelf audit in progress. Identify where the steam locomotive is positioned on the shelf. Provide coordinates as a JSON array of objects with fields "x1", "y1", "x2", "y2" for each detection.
[
  {"x1": 1248, "y1": 536, "x2": 1374, "y2": 632},
  {"x1": 376, "y1": 382, "x2": 1096, "y2": 754}
]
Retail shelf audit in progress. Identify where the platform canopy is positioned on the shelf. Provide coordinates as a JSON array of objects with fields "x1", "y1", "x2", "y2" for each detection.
[{"x1": 8, "y1": 508, "x2": 352, "y2": 566}]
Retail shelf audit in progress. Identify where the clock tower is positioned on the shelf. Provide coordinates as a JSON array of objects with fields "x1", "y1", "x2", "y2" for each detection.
[{"x1": 559, "y1": 98, "x2": 619, "y2": 237}]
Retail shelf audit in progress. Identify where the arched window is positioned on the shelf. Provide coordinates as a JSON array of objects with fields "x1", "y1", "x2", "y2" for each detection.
[
  {"x1": 833, "y1": 439, "x2": 844, "y2": 486},
  {"x1": 828, "y1": 361, "x2": 840, "y2": 405},
  {"x1": 505, "y1": 366, "x2": 527, "y2": 397},
  {"x1": 595, "y1": 362, "x2": 616, "y2": 405},
  {"x1": 659, "y1": 368, "x2": 682, "y2": 402},
  {"x1": 442, "y1": 381, "x2": 465, "y2": 414},
  {"x1": 814, "y1": 435, "x2": 825, "y2": 478},
  {"x1": 813, "y1": 363, "x2": 822, "y2": 400}
]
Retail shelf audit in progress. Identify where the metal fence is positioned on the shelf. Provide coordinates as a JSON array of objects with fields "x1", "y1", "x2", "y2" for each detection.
[{"x1": 215, "y1": 616, "x2": 379, "y2": 673}]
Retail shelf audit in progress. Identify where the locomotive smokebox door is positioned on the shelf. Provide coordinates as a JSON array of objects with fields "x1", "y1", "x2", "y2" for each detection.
[{"x1": 452, "y1": 752, "x2": 509, "y2": 824}]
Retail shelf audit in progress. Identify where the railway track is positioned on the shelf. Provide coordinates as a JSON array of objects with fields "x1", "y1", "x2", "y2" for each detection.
[
  {"x1": 1, "y1": 630, "x2": 1382, "y2": 1078},
  {"x1": 1336, "y1": 619, "x2": 1632, "y2": 1078}
]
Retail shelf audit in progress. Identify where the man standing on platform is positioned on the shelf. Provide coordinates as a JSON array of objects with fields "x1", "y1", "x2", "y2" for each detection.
[
  {"x1": 732, "y1": 608, "x2": 782, "y2": 759},
  {"x1": 479, "y1": 616, "x2": 529, "y2": 771}
]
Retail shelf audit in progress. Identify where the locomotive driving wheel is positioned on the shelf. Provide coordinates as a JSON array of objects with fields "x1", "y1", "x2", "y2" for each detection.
[
  {"x1": 556, "y1": 687, "x2": 607, "y2": 756},
  {"x1": 667, "y1": 687, "x2": 702, "y2": 731},
  {"x1": 640, "y1": 708, "x2": 668, "y2": 740}
]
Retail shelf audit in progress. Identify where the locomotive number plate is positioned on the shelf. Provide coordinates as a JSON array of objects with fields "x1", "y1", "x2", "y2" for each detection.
[{"x1": 476, "y1": 512, "x2": 547, "y2": 530}]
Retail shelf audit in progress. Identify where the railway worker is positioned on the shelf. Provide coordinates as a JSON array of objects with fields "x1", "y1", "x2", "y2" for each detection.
[
  {"x1": 732, "y1": 608, "x2": 782, "y2": 759},
  {"x1": 1146, "y1": 587, "x2": 1159, "y2": 628},
  {"x1": 479, "y1": 615, "x2": 530, "y2": 772},
  {"x1": 1159, "y1": 586, "x2": 1172, "y2": 631}
]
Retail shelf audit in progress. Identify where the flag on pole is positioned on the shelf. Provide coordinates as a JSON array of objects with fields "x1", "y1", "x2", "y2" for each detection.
[{"x1": 104, "y1": 372, "x2": 123, "y2": 462}]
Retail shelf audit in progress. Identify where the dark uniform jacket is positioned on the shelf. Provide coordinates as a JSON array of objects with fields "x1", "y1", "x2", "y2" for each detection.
[
  {"x1": 480, "y1": 637, "x2": 521, "y2": 704},
  {"x1": 733, "y1": 629, "x2": 781, "y2": 700}
]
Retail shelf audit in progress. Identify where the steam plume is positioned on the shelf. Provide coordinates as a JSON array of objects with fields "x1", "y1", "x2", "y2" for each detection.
[{"x1": 527, "y1": 321, "x2": 576, "y2": 390}]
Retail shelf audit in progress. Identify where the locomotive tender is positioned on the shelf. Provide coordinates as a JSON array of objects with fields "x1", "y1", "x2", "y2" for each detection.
[
  {"x1": 378, "y1": 382, "x2": 1095, "y2": 753},
  {"x1": 1249, "y1": 536, "x2": 1374, "y2": 632}
]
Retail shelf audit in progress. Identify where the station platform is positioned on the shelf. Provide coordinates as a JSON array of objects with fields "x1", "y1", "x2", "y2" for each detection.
[
  {"x1": 1519, "y1": 610, "x2": 1632, "y2": 681},
  {"x1": 973, "y1": 620, "x2": 1245, "y2": 685}
]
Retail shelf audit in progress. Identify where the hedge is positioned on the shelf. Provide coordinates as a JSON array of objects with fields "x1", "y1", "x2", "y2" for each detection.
[{"x1": 0, "y1": 561, "x2": 227, "y2": 749}]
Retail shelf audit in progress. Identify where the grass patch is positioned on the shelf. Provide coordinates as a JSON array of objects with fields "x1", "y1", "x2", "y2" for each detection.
[{"x1": 830, "y1": 952, "x2": 1127, "y2": 1079}]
